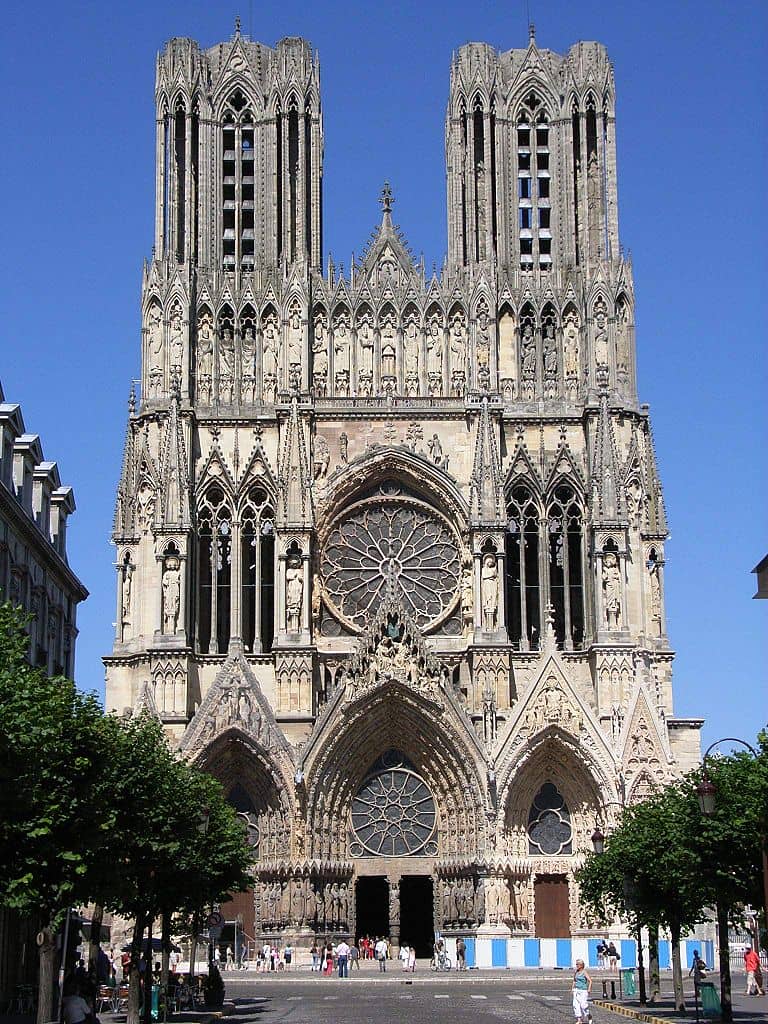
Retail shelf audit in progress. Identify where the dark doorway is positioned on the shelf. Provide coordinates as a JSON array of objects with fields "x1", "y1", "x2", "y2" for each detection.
[
  {"x1": 534, "y1": 874, "x2": 570, "y2": 937},
  {"x1": 399, "y1": 876, "x2": 434, "y2": 958},
  {"x1": 355, "y1": 876, "x2": 389, "y2": 942}
]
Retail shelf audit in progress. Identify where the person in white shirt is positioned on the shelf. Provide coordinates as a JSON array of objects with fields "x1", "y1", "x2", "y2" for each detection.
[
  {"x1": 335, "y1": 940, "x2": 350, "y2": 978},
  {"x1": 62, "y1": 991, "x2": 91, "y2": 1024},
  {"x1": 400, "y1": 944, "x2": 410, "y2": 971},
  {"x1": 374, "y1": 937, "x2": 388, "y2": 972}
]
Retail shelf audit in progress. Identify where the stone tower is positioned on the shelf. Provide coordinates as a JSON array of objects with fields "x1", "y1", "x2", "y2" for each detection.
[{"x1": 106, "y1": 27, "x2": 701, "y2": 959}]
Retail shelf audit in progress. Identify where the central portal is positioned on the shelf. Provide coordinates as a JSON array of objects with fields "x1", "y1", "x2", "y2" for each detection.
[
  {"x1": 399, "y1": 875, "x2": 434, "y2": 958},
  {"x1": 355, "y1": 876, "x2": 389, "y2": 942}
]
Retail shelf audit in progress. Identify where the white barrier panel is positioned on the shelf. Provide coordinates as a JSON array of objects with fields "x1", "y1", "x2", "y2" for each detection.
[
  {"x1": 540, "y1": 938, "x2": 557, "y2": 968},
  {"x1": 475, "y1": 937, "x2": 493, "y2": 968},
  {"x1": 508, "y1": 938, "x2": 526, "y2": 968}
]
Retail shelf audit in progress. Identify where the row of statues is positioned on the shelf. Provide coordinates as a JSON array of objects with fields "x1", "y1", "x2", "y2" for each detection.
[
  {"x1": 440, "y1": 875, "x2": 529, "y2": 929},
  {"x1": 255, "y1": 877, "x2": 351, "y2": 931},
  {"x1": 144, "y1": 300, "x2": 632, "y2": 402}
]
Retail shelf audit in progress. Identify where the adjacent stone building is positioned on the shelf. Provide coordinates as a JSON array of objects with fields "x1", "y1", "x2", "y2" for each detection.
[
  {"x1": 0, "y1": 379, "x2": 88, "y2": 1002},
  {"x1": 105, "y1": 26, "x2": 702, "y2": 954}
]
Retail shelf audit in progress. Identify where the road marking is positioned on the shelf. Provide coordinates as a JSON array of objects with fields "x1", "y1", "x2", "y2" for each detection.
[
  {"x1": 434, "y1": 993, "x2": 450, "y2": 998},
  {"x1": 400, "y1": 995, "x2": 413, "y2": 999},
  {"x1": 507, "y1": 994, "x2": 524, "y2": 1000},
  {"x1": 519, "y1": 991, "x2": 537, "y2": 996},
  {"x1": 323, "y1": 996, "x2": 338, "y2": 1000},
  {"x1": 543, "y1": 995, "x2": 561, "y2": 1000},
  {"x1": 287, "y1": 995, "x2": 302, "y2": 1000},
  {"x1": 470, "y1": 994, "x2": 488, "y2": 999}
]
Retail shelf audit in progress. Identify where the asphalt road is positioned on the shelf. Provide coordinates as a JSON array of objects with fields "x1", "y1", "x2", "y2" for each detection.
[{"x1": 219, "y1": 976, "x2": 625, "y2": 1023}]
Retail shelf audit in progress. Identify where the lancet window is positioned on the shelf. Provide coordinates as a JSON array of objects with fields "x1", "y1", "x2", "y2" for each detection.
[
  {"x1": 516, "y1": 92, "x2": 551, "y2": 269},
  {"x1": 241, "y1": 487, "x2": 275, "y2": 653},
  {"x1": 220, "y1": 90, "x2": 255, "y2": 271},
  {"x1": 197, "y1": 486, "x2": 232, "y2": 654},
  {"x1": 505, "y1": 483, "x2": 586, "y2": 650}
]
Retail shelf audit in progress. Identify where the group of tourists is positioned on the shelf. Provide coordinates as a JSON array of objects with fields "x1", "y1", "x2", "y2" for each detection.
[
  {"x1": 309, "y1": 936, "x2": 390, "y2": 975},
  {"x1": 595, "y1": 939, "x2": 621, "y2": 971}
]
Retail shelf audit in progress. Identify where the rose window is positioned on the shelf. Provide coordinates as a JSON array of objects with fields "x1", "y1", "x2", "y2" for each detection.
[
  {"x1": 527, "y1": 782, "x2": 573, "y2": 856},
  {"x1": 350, "y1": 752, "x2": 437, "y2": 857},
  {"x1": 320, "y1": 496, "x2": 460, "y2": 631}
]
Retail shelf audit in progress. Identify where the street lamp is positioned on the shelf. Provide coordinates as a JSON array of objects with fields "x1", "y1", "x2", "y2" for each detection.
[{"x1": 591, "y1": 827, "x2": 606, "y2": 855}]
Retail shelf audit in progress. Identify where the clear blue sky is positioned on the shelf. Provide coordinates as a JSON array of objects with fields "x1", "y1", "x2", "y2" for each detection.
[{"x1": 1, "y1": 0, "x2": 765, "y2": 750}]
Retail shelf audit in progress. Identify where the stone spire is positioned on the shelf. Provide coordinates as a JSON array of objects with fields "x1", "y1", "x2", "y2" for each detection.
[
  {"x1": 277, "y1": 396, "x2": 313, "y2": 528},
  {"x1": 158, "y1": 377, "x2": 191, "y2": 529},
  {"x1": 470, "y1": 397, "x2": 503, "y2": 523},
  {"x1": 642, "y1": 412, "x2": 668, "y2": 536},
  {"x1": 591, "y1": 390, "x2": 626, "y2": 525},
  {"x1": 113, "y1": 385, "x2": 137, "y2": 540}
]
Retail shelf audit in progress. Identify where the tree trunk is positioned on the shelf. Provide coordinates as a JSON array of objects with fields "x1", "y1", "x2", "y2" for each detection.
[
  {"x1": 143, "y1": 915, "x2": 153, "y2": 1024},
  {"x1": 717, "y1": 902, "x2": 733, "y2": 1023},
  {"x1": 36, "y1": 925, "x2": 57, "y2": 1024},
  {"x1": 670, "y1": 920, "x2": 686, "y2": 1013},
  {"x1": 648, "y1": 923, "x2": 661, "y2": 1003},
  {"x1": 127, "y1": 911, "x2": 146, "y2": 1024},
  {"x1": 160, "y1": 910, "x2": 171, "y2": 999},
  {"x1": 88, "y1": 904, "x2": 104, "y2": 979},
  {"x1": 637, "y1": 922, "x2": 647, "y2": 1005},
  {"x1": 188, "y1": 910, "x2": 200, "y2": 986}
]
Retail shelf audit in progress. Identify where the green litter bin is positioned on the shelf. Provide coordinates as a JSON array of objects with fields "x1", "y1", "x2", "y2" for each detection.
[
  {"x1": 151, "y1": 984, "x2": 160, "y2": 1020},
  {"x1": 621, "y1": 968, "x2": 637, "y2": 997},
  {"x1": 699, "y1": 982, "x2": 721, "y2": 1016}
]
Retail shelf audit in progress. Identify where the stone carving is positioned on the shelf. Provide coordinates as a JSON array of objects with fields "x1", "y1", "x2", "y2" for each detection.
[
  {"x1": 162, "y1": 555, "x2": 181, "y2": 633},
  {"x1": 262, "y1": 311, "x2": 280, "y2": 377},
  {"x1": 616, "y1": 300, "x2": 630, "y2": 384},
  {"x1": 593, "y1": 298, "x2": 609, "y2": 369},
  {"x1": 427, "y1": 433, "x2": 449, "y2": 469},
  {"x1": 521, "y1": 677, "x2": 582, "y2": 737},
  {"x1": 450, "y1": 310, "x2": 467, "y2": 394},
  {"x1": 121, "y1": 560, "x2": 133, "y2": 637},
  {"x1": 389, "y1": 881, "x2": 400, "y2": 926},
  {"x1": 312, "y1": 311, "x2": 328, "y2": 395},
  {"x1": 403, "y1": 311, "x2": 420, "y2": 394},
  {"x1": 287, "y1": 302, "x2": 303, "y2": 373},
  {"x1": 521, "y1": 320, "x2": 536, "y2": 398},
  {"x1": 313, "y1": 434, "x2": 330, "y2": 482},
  {"x1": 136, "y1": 481, "x2": 155, "y2": 531},
  {"x1": 357, "y1": 309, "x2": 374, "y2": 387},
  {"x1": 285, "y1": 554, "x2": 303, "y2": 633},
  {"x1": 218, "y1": 327, "x2": 235, "y2": 403},
  {"x1": 196, "y1": 311, "x2": 214, "y2": 402},
  {"x1": 461, "y1": 567, "x2": 473, "y2": 635},
  {"x1": 427, "y1": 313, "x2": 443, "y2": 394},
  {"x1": 542, "y1": 323, "x2": 558, "y2": 397},
  {"x1": 147, "y1": 303, "x2": 164, "y2": 396},
  {"x1": 648, "y1": 557, "x2": 661, "y2": 625},
  {"x1": 476, "y1": 302, "x2": 491, "y2": 389},
  {"x1": 380, "y1": 310, "x2": 397, "y2": 390},
  {"x1": 602, "y1": 551, "x2": 622, "y2": 628},
  {"x1": 339, "y1": 432, "x2": 349, "y2": 463},
  {"x1": 563, "y1": 308, "x2": 580, "y2": 390},
  {"x1": 169, "y1": 305, "x2": 184, "y2": 371},
  {"x1": 333, "y1": 311, "x2": 350, "y2": 395},
  {"x1": 241, "y1": 325, "x2": 257, "y2": 402},
  {"x1": 480, "y1": 553, "x2": 498, "y2": 631}
]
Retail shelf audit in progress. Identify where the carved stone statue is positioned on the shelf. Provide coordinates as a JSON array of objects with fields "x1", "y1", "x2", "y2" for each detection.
[
  {"x1": 147, "y1": 304, "x2": 164, "y2": 395},
  {"x1": 476, "y1": 305, "x2": 491, "y2": 370},
  {"x1": 616, "y1": 301, "x2": 630, "y2": 382},
  {"x1": 241, "y1": 325, "x2": 256, "y2": 377},
  {"x1": 169, "y1": 306, "x2": 184, "y2": 370},
  {"x1": 542, "y1": 324, "x2": 557, "y2": 395},
  {"x1": 461, "y1": 567, "x2": 473, "y2": 635},
  {"x1": 404, "y1": 312, "x2": 419, "y2": 393},
  {"x1": 286, "y1": 554, "x2": 303, "y2": 633},
  {"x1": 602, "y1": 551, "x2": 622, "y2": 628},
  {"x1": 262, "y1": 312, "x2": 280, "y2": 377},
  {"x1": 481, "y1": 553, "x2": 498, "y2": 631},
  {"x1": 312, "y1": 313, "x2": 328, "y2": 394},
  {"x1": 648, "y1": 558, "x2": 661, "y2": 624},
  {"x1": 287, "y1": 304, "x2": 303, "y2": 370},
  {"x1": 333, "y1": 312, "x2": 351, "y2": 377},
  {"x1": 388, "y1": 881, "x2": 400, "y2": 926},
  {"x1": 427, "y1": 315, "x2": 443, "y2": 379},
  {"x1": 563, "y1": 310, "x2": 580, "y2": 383},
  {"x1": 594, "y1": 300, "x2": 609, "y2": 369},
  {"x1": 121, "y1": 561, "x2": 133, "y2": 636},
  {"x1": 521, "y1": 323, "x2": 536, "y2": 381},
  {"x1": 313, "y1": 435, "x2": 330, "y2": 482},
  {"x1": 380, "y1": 312, "x2": 397, "y2": 381},
  {"x1": 162, "y1": 556, "x2": 181, "y2": 633},
  {"x1": 450, "y1": 311, "x2": 467, "y2": 377},
  {"x1": 339, "y1": 432, "x2": 348, "y2": 463},
  {"x1": 357, "y1": 311, "x2": 374, "y2": 375}
]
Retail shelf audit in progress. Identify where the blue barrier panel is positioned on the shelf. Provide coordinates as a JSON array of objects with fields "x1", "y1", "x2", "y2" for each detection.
[
  {"x1": 465, "y1": 937, "x2": 476, "y2": 968},
  {"x1": 703, "y1": 940, "x2": 714, "y2": 968},
  {"x1": 587, "y1": 939, "x2": 602, "y2": 968},
  {"x1": 658, "y1": 940, "x2": 671, "y2": 969},
  {"x1": 524, "y1": 938, "x2": 540, "y2": 967},
  {"x1": 556, "y1": 939, "x2": 572, "y2": 968},
  {"x1": 620, "y1": 939, "x2": 637, "y2": 968},
  {"x1": 686, "y1": 943, "x2": 697, "y2": 968},
  {"x1": 492, "y1": 938, "x2": 507, "y2": 967}
]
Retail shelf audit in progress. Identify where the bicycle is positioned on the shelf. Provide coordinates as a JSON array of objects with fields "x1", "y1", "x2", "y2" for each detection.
[{"x1": 430, "y1": 951, "x2": 452, "y2": 972}]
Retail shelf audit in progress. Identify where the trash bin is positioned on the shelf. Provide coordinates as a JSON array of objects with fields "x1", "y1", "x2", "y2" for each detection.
[
  {"x1": 699, "y1": 982, "x2": 721, "y2": 1017},
  {"x1": 151, "y1": 984, "x2": 160, "y2": 1020},
  {"x1": 620, "y1": 968, "x2": 637, "y2": 997}
]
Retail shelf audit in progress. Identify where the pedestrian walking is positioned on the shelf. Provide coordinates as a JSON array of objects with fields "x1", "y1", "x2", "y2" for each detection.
[
  {"x1": 349, "y1": 943, "x2": 360, "y2": 971},
  {"x1": 407, "y1": 945, "x2": 416, "y2": 972},
  {"x1": 456, "y1": 937, "x2": 466, "y2": 971},
  {"x1": 572, "y1": 959, "x2": 593, "y2": 1024},
  {"x1": 310, "y1": 944, "x2": 320, "y2": 972},
  {"x1": 336, "y1": 939, "x2": 350, "y2": 978},
  {"x1": 375, "y1": 936, "x2": 388, "y2": 972},
  {"x1": 744, "y1": 945, "x2": 765, "y2": 996},
  {"x1": 606, "y1": 941, "x2": 619, "y2": 972},
  {"x1": 400, "y1": 944, "x2": 410, "y2": 971}
]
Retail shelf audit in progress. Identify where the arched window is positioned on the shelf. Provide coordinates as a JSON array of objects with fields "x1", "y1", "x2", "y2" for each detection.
[
  {"x1": 221, "y1": 91, "x2": 255, "y2": 271},
  {"x1": 241, "y1": 487, "x2": 275, "y2": 653},
  {"x1": 197, "y1": 486, "x2": 232, "y2": 654},
  {"x1": 505, "y1": 485, "x2": 540, "y2": 650},
  {"x1": 516, "y1": 92, "x2": 551, "y2": 270},
  {"x1": 547, "y1": 485, "x2": 585, "y2": 649},
  {"x1": 528, "y1": 782, "x2": 572, "y2": 856}
]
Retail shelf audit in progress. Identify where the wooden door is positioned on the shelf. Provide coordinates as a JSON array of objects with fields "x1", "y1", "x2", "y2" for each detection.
[{"x1": 534, "y1": 874, "x2": 570, "y2": 937}]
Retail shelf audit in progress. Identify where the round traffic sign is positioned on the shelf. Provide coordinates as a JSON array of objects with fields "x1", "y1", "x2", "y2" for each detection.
[{"x1": 206, "y1": 911, "x2": 224, "y2": 928}]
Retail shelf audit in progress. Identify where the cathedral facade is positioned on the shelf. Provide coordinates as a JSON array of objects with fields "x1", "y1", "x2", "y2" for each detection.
[{"x1": 105, "y1": 27, "x2": 702, "y2": 952}]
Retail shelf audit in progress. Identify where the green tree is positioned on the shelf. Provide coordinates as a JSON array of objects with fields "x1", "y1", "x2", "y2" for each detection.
[
  {"x1": 0, "y1": 602, "x2": 111, "y2": 1023},
  {"x1": 579, "y1": 785, "x2": 707, "y2": 1012}
]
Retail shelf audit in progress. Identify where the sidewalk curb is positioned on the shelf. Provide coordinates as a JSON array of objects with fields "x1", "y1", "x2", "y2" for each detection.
[{"x1": 592, "y1": 1000, "x2": 719, "y2": 1024}]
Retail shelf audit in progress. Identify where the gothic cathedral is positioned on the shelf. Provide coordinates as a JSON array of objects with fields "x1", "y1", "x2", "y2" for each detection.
[{"x1": 105, "y1": 27, "x2": 702, "y2": 951}]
